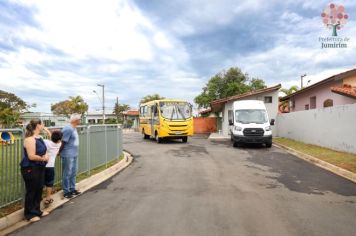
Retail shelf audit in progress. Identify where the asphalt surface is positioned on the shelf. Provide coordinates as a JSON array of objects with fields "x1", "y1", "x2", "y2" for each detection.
[{"x1": 10, "y1": 133, "x2": 356, "y2": 236}]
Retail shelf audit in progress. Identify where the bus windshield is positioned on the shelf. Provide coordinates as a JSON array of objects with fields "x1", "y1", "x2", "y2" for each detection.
[
  {"x1": 235, "y1": 109, "x2": 268, "y2": 124},
  {"x1": 160, "y1": 102, "x2": 192, "y2": 120}
]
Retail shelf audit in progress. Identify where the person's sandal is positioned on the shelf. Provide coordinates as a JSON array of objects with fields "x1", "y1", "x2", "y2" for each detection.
[
  {"x1": 44, "y1": 198, "x2": 54, "y2": 207},
  {"x1": 41, "y1": 211, "x2": 50, "y2": 217},
  {"x1": 29, "y1": 216, "x2": 41, "y2": 222}
]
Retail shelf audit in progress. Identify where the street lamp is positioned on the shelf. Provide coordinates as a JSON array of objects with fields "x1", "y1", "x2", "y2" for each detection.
[
  {"x1": 301, "y1": 74, "x2": 307, "y2": 89},
  {"x1": 94, "y1": 84, "x2": 105, "y2": 124}
]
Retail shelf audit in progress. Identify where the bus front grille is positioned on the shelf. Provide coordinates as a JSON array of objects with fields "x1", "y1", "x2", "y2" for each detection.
[{"x1": 168, "y1": 133, "x2": 188, "y2": 136}]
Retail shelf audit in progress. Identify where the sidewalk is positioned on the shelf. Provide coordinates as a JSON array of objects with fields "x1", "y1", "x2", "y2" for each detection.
[
  {"x1": 0, "y1": 152, "x2": 133, "y2": 235},
  {"x1": 208, "y1": 132, "x2": 230, "y2": 140},
  {"x1": 274, "y1": 137, "x2": 356, "y2": 184}
]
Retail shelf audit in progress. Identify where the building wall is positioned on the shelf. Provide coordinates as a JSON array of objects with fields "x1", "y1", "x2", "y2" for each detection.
[
  {"x1": 276, "y1": 103, "x2": 356, "y2": 154},
  {"x1": 343, "y1": 75, "x2": 356, "y2": 86},
  {"x1": 85, "y1": 114, "x2": 117, "y2": 124},
  {"x1": 193, "y1": 117, "x2": 217, "y2": 134},
  {"x1": 20, "y1": 113, "x2": 68, "y2": 127},
  {"x1": 221, "y1": 90, "x2": 279, "y2": 136},
  {"x1": 291, "y1": 80, "x2": 356, "y2": 112}
]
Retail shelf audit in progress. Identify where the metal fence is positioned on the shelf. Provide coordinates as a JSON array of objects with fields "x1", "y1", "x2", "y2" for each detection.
[{"x1": 0, "y1": 124, "x2": 123, "y2": 208}]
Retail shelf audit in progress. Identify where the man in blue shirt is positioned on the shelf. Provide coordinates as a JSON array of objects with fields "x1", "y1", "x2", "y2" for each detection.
[{"x1": 61, "y1": 114, "x2": 81, "y2": 198}]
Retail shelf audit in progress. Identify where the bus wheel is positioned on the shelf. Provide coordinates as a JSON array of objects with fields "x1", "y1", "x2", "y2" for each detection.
[
  {"x1": 155, "y1": 132, "x2": 162, "y2": 143},
  {"x1": 182, "y1": 137, "x2": 188, "y2": 143},
  {"x1": 142, "y1": 129, "x2": 149, "y2": 139}
]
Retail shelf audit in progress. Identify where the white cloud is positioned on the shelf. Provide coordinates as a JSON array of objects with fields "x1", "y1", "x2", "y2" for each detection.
[
  {"x1": 1, "y1": 0, "x2": 355, "y2": 113},
  {"x1": 0, "y1": 0, "x2": 201, "y2": 111},
  {"x1": 19, "y1": 0, "x2": 154, "y2": 61}
]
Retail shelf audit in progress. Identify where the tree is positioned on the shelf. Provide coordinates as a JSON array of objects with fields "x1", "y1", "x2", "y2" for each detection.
[
  {"x1": 140, "y1": 94, "x2": 165, "y2": 104},
  {"x1": 279, "y1": 85, "x2": 299, "y2": 113},
  {"x1": 113, "y1": 97, "x2": 130, "y2": 123},
  {"x1": 321, "y1": 3, "x2": 348, "y2": 36},
  {"x1": 194, "y1": 67, "x2": 266, "y2": 108},
  {"x1": 280, "y1": 85, "x2": 299, "y2": 96},
  {"x1": 249, "y1": 78, "x2": 266, "y2": 91},
  {"x1": 51, "y1": 96, "x2": 88, "y2": 117},
  {"x1": 0, "y1": 90, "x2": 30, "y2": 127}
]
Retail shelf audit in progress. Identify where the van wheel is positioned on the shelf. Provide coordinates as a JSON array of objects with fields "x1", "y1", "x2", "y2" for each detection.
[
  {"x1": 266, "y1": 142, "x2": 272, "y2": 148},
  {"x1": 155, "y1": 132, "x2": 162, "y2": 143},
  {"x1": 233, "y1": 141, "x2": 240, "y2": 148},
  {"x1": 142, "y1": 129, "x2": 149, "y2": 139},
  {"x1": 182, "y1": 137, "x2": 188, "y2": 143}
]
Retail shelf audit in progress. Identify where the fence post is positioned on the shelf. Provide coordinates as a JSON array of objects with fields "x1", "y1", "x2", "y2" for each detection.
[
  {"x1": 118, "y1": 125, "x2": 123, "y2": 158},
  {"x1": 116, "y1": 125, "x2": 121, "y2": 159},
  {"x1": 87, "y1": 125, "x2": 91, "y2": 176},
  {"x1": 105, "y1": 125, "x2": 108, "y2": 168},
  {"x1": 20, "y1": 128, "x2": 25, "y2": 207}
]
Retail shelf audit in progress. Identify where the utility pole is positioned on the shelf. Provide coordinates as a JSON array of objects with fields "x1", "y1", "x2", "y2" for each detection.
[
  {"x1": 301, "y1": 74, "x2": 307, "y2": 89},
  {"x1": 97, "y1": 84, "x2": 105, "y2": 124}
]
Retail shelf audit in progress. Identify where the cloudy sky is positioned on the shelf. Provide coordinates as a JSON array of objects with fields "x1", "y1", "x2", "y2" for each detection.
[{"x1": 0, "y1": 0, "x2": 355, "y2": 112}]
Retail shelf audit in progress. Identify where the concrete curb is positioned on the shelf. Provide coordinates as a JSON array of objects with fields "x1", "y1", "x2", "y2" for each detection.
[
  {"x1": 0, "y1": 151, "x2": 133, "y2": 236},
  {"x1": 273, "y1": 143, "x2": 356, "y2": 184}
]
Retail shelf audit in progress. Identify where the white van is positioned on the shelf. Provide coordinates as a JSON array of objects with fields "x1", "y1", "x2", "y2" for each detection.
[{"x1": 229, "y1": 100, "x2": 275, "y2": 148}]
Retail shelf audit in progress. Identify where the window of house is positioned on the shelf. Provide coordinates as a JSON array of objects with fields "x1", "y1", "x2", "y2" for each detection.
[
  {"x1": 323, "y1": 99, "x2": 333, "y2": 108},
  {"x1": 310, "y1": 96, "x2": 316, "y2": 109},
  {"x1": 305, "y1": 104, "x2": 309, "y2": 110},
  {"x1": 264, "y1": 96, "x2": 272, "y2": 103},
  {"x1": 289, "y1": 99, "x2": 295, "y2": 109}
]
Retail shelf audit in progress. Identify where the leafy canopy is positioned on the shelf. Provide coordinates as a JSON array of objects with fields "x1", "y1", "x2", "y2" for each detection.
[
  {"x1": 113, "y1": 99, "x2": 130, "y2": 123},
  {"x1": 280, "y1": 85, "x2": 299, "y2": 96},
  {"x1": 0, "y1": 90, "x2": 31, "y2": 127},
  {"x1": 140, "y1": 94, "x2": 165, "y2": 104},
  {"x1": 51, "y1": 96, "x2": 88, "y2": 117},
  {"x1": 194, "y1": 67, "x2": 266, "y2": 108},
  {"x1": 279, "y1": 85, "x2": 300, "y2": 113}
]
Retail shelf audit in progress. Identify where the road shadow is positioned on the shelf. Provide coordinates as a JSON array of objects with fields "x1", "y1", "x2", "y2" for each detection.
[
  {"x1": 247, "y1": 150, "x2": 356, "y2": 196},
  {"x1": 166, "y1": 144, "x2": 209, "y2": 158}
]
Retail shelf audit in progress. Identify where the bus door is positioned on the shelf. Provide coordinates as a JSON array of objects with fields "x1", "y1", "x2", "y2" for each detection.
[{"x1": 151, "y1": 104, "x2": 158, "y2": 137}]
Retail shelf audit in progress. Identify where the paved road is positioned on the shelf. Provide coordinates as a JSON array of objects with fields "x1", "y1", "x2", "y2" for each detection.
[{"x1": 11, "y1": 133, "x2": 356, "y2": 236}]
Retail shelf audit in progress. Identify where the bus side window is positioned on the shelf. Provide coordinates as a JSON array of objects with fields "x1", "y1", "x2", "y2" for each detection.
[
  {"x1": 142, "y1": 106, "x2": 147, "y2": 117},
  {"x1": 153, "y1": 105, "x2": 158, "y2": 117}
]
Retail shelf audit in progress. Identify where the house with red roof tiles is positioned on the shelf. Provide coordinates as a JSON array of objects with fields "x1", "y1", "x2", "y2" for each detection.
[
  {"x1": 122, "y1": 110, "x2": 139, "y2": 129},
  {"x1": 280, "y1": 68, "x2": 356, "y2": 112}
]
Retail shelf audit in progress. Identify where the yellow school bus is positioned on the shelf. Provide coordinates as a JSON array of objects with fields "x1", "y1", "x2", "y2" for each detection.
[{"x1": 139, "y1": 99, "x2": 193, "y2": 143}]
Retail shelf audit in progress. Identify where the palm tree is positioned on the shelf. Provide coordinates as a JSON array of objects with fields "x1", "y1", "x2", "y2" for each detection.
[
  {"x1": 280, "y1": 85, "x2": 299, "y2": 96},
  {"x1": 279, "y1": 86, "x2": 299, "y2": 113},
  {"x1": 113, "y1": 99, "x2": 130, "y2": 123},
  {"x1": 140, "y1": 94, "x2": 165, "y2": 104}
]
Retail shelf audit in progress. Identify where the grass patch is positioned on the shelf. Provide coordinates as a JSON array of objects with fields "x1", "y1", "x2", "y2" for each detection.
[
  {"x1": 77, "y1": 154, "x2": 124, "y2": 182},
  {"x1": 0, "y1": 201, "x2": 22, "y2": 218},
  {"x1": 274, "y1": 137, "x2": 356, "y2": 173}
]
